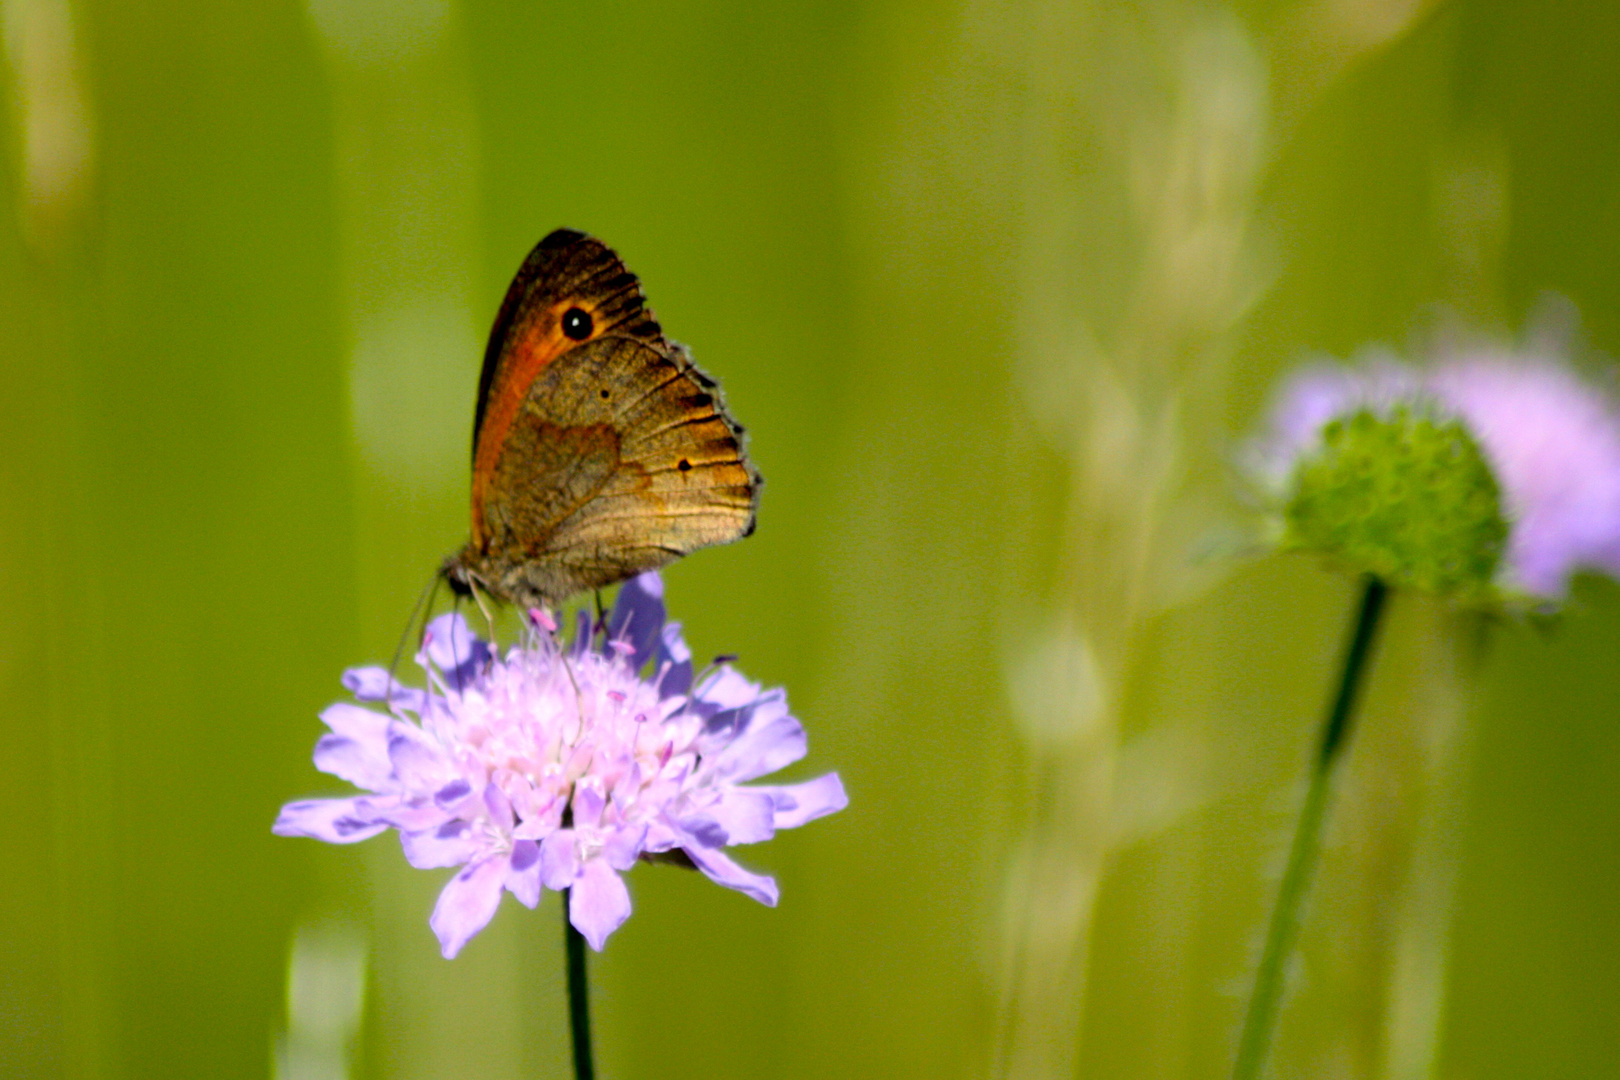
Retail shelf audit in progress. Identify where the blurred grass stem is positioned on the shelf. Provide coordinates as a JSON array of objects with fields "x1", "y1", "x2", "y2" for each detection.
[
  {"x1": 1231, "y1": 575, "x2": 1389, "y2": 1080},
  {"x1": 564, "y1": 890, "x2": 595, "y2": 1080}
]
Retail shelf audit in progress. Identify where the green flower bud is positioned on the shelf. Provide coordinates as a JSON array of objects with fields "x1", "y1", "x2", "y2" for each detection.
[{"x1": 1282, "y1": 407, "x2": 1507, "y2": 598}]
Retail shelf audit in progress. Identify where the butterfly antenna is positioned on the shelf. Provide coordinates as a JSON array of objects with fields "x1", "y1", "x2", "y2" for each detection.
[
  {"x1": 387, "y1": 573, "x2": 441, "y2": 706},
  {"x1": 447, "y1": 593, "x2": 473, "y2": 688}
]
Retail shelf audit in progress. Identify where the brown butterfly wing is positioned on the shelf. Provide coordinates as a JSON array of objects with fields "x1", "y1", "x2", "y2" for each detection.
[
  {"x1": 449, "y1": 230, "x2": 761, "y2": 607},
  {"x1": 478, "y1": 336, "x2": 759, "y2": 603}
]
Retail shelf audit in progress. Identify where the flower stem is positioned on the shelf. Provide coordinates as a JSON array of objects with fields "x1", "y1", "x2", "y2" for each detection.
[
  {"x1": 563, "y1": 889, "x2": 595, "y2": 1080},
  {"x1": 1230, "y1": 575, "x2": 1389, "y2": 1080}
]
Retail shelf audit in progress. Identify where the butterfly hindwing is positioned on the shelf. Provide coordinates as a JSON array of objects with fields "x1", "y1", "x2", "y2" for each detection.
[{"x1": 544, "y1": 339, "x2": 758, "y2": 552}]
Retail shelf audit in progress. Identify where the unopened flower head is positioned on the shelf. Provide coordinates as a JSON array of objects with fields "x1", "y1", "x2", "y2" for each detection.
[
  {"x1": 275, "y1": 573, "x2": 847, "y2": 957},
  {"x1": 1254, "y1": 331, "x2": 1620, "y2": 603}
]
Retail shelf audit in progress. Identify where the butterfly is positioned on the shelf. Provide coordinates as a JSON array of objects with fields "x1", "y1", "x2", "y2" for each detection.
[{"x1": 442, "y1": 229, "x2": 761, "y2": 609}]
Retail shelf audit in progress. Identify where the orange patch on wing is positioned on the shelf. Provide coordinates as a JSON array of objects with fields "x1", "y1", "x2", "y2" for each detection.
[{"x1": 470, "y1": 304, "x2": 587, "y2": 547}]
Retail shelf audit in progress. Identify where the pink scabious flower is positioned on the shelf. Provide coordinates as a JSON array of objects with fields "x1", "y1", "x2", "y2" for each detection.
[
  {"x1": 1255, "y1": 339, "x2": 1620, "y2": 601},
  {"x1": 274, "y1": 573, "x2": 848, "y2": 957},
  {"x1": 1427, "y1": 351, "x2": 1620, "y2": 598}
]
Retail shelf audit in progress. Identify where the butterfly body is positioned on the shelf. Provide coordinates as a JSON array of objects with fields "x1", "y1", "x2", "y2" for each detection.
[{"x1": 443, "y1": 230, "x2": 760, "y2": 608}]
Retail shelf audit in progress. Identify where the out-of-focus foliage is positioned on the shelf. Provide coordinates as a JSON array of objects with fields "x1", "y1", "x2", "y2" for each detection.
[{"x1": 2, "y1": 1, "x2": 1619, "y2": 1079}]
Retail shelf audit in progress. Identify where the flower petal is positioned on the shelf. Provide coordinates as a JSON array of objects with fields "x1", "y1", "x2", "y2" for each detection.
[
  {"x1": 315, "y1": 704, "x2": 395, "y2": 789},
  {"x1": 420, "y1": 613, "x2": 492, "y2": 691},
  {"x1": 368, "y1": 796, "x2": 450, "y2": 832},
  {"x1": 694, "y1": 666, "x2": 761, "y2": 710},
  {"x1": 684, "y1": 845, "x2": 779, "y2": 906},
  {"x1": 653, "y1": 621, "x2": 693, "y2": 699},
  {"x1": 540, "y1": 830, "x2": 580, "y2": 891},
  {"x1": 694, "y1": 789, "x2": 777, "y2": 845},
  {"x1": 387, "y1": 723, "x2": 447, "y2": 790},
  {"x1": 753, "y1": 774, "x2": 849, "y2": 829},
  {"x1": 430, "y1": 855, "x2": 508, "y2": 959},
  {"x1": 571, "y1": 609, "x2": 594, "y2": 657},
  {"x1": 341, "y1": 666, "x2": 428, "y2": 711},
  {"x1": 273, "y1": 797, "x2": 389, "y2": 843},
  {"x1": 606, "y1": 572, "x2": 665, "y2": 669},
  {"x1": 506, "y1": 840, "x2": 542, "y2": 908},
  {"x1": 709, "y1": 705, "x2": 806, "y2": 783},
  {"x1": 602, "y1": 824, "x2": 648, "y2": 872},
  {"x1": 484, "y1": 783, "x2": 515, "y2": 832},
  {"x1": 572, "y1": 779, "x2": 606, "y2": 830},
  {"x1": 569, "y1": 860, "x2": 632, "y2": 951},
  {"x1": 400, "y1": 819, "x2": 480, "y2": 869},
  {"x1": 313, "y1": 734, "x2": 389, "y2": 791}
]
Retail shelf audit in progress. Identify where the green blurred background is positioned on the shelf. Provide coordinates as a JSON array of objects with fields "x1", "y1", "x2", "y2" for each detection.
[{"x1": 3, "y1": 0, "x2": 1619, "y2": 1078}]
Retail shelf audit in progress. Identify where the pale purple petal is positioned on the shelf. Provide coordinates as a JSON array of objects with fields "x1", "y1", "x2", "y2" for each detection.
[
  {"x1": 572, "y1": 780, "x2": 606, "y2": 830},
  {"x1": 602, "y1": 824, "x2": 648, "y2": 872},
  {"x1": 685, "y1": 845, "x2": 779, "y2": 906},
  {"x1": 676, "y1": 815, "x2": 729, "y2": 848},
  {"x1": 654, "y1": 621, "x2": 693, "y2": 699},
  {"x1": 754, "y1": 774, "x2": 849, "y2": 829},
  {"x1": 387, "y1": 724, "x2": 447, "y2": 790},
  {"x1": 708, "y1": 712, "x2": 807, "y2": 783},
  {"x1": 273, "y1": 798, "x2": 389, "y2": 843},
  {"x1": 571, "y1": 609, "x2": 594, "y2": 657},
  {"x1": 689, "y1": 789, "x2": 777, "y2": 845},
  {"x1": 430, "y1": 855, "x2": 508, "y2": 959},
  {"x1": 400, "y1": 820, "x2": 480, "y2": 869},
  {"x1": 433, "y1": 778, "x2": 474, "y2": 812},
  {"x1": 313, "y1": 733, "x2": 391, "y2": 791},
  {"x1": 314, "y1": 705, "x2": 395, "y2": 790},
  {"x1": 694, "y1": 666, "x2": 761, "y2": 710},
  {"x1": 569, "y1": 860, "x2": 632, "y2": 951},
  {"x1": 639, "y1": 819, "x2": 683, "y2": 853},
  {"x1": 320, "y1": 701, "x2": 393, "y2": 746},
  {"x1": 1430, "y1": 356, "x2": 1620, "y2": 597},
  {"x1": 368, "y1": 797, "x2": 452, "y2": 832},
  {"x1": 506, "y1": 840, "x2": 542, "y2": 908},
  {"x1": 421, "y1": 612, "x2": 492, "y2": 691},
  {"x1": 539, "y1": 830, "x2": 580, "y2": 891},
  {"x1": 606, "y1": 572, "x2": 665, "y2": 668},
  {"x1": 483, "y1": 784, "x2": 515, "y2": 832},
  {"x1": 341, "y1": 666, "x2": 428, "y2": 711}
]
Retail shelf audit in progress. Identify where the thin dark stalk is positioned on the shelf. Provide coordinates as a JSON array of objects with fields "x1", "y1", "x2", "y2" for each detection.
[
  {"x1": 564, "y1": 890, "x2": 595, "y2": 1080},
  {"x1": 1230, "y1": 575, "x2": 1389, "y2": 1080}
]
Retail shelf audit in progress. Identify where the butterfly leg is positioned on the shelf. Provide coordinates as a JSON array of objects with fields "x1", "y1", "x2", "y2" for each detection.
[{"x1": 466, "y1": 577, "x2": 498, "y2": 640}]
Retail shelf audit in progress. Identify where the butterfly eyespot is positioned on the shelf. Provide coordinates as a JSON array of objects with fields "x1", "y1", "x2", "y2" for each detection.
[
  {"x1": 677, "y1": 458, "x2": 692, "y2": 472},
  {"x1": 562, "y1": 307, "x2": 593, "y2": 340},
  {"x1": 599, "y1": 389, "x2": 610, "y2": 400}
]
